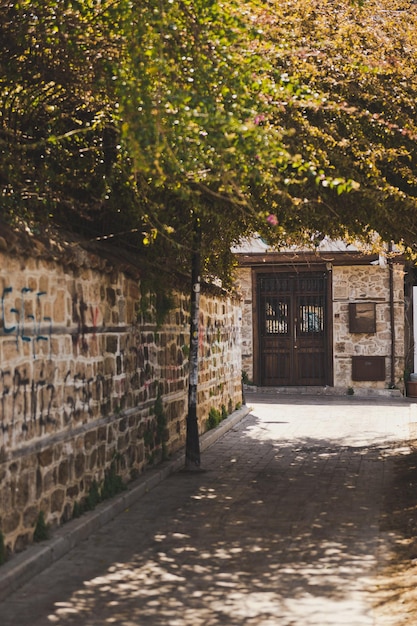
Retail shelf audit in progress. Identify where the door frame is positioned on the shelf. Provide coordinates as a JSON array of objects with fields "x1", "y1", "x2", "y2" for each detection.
[{"x1": 252, "y1": 265, "x2": 334, "y2": 386}]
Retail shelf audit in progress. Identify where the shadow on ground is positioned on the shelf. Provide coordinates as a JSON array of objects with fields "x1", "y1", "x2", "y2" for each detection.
[
  {"x1": 374, "y1": 441, "x2": 417, "y2": 624},
  {"x1": 2, "y1": 410, "x2": 416, "y2": 625}
]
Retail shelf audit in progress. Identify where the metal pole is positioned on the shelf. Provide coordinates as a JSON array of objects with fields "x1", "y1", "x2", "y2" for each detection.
[
  {"x1": 185, "y1": 223, "x2": 201, "y2": 468},
  {"x1": 388, "y1": 243, "x2": 395, "y2": 386}
]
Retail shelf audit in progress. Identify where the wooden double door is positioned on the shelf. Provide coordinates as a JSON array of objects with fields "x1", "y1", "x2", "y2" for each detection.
[{"x1": 257, "y1": 271, "x2": 331, "y2": 386}]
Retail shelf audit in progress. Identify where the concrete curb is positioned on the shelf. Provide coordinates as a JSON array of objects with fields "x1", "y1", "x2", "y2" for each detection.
[{"x1": 0, "y1": 405, "x2": 251, "y2": 602}]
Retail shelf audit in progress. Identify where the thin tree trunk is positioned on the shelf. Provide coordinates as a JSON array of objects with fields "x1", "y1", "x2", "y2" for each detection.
[{"x1": 185, "y1": 225, "x2": 201, "y2": 467}]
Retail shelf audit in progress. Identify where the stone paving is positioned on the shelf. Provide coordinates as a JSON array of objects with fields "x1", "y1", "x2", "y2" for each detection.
[{"x1": 0, "y1": 393, "x2": 415, "y2": 625}]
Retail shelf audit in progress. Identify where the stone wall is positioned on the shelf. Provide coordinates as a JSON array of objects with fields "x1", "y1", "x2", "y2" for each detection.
[
  {"x1": 237, "y1": 267, "x2": 254, "y2": 383},
  {"x1": 0, "y1": 246, "x2": 242, "y2": 556},
  {"x1": 332, "y1": 263, "x2": 405, "y2": 390},
  {"x1": 236, "y1": 261, "x2": 405, "y2": 391}
]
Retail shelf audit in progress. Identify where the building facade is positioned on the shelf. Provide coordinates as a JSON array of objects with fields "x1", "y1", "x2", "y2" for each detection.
[{"x1": 235, "y1": 239, "x2": 407, "y2": 394}]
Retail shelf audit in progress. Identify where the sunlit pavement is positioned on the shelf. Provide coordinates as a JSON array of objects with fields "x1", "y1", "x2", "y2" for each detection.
[{"x1": 0, "y1": 392, "x2": 415, "y2": 625}]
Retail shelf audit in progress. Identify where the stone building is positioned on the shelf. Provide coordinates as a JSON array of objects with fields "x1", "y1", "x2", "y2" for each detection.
[{"x1": 234, "y1": 237, "x2": 409, "y2": 395}]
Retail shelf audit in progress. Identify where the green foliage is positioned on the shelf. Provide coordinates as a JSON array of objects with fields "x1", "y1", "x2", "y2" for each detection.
[
  {"x1": 206, "y1": 401, "x2": 234, "y2": 429},
  {"x1": 85, "y1": 480, "x2": 101, "y2": 512},
  {"x1": 207, "y1": 407, "x2": 222, "y2": 430},
  {"x1": 206, "y1": 403, "x2": 231, "y2": 430},
  {"x1": 0, "y1": 0, "x2": 129, "y2": 230},
  {"x1": 3, "y1": 0, "x2": 417, "y2": 280},
  {"x1": 139, "y1": 281, "x2": 175, "y2": 327},
  {"x1": 72, "y1": 457, "x2": 126, "y2": 519},
  {"x1": 242, "y1": 371, "x2": 251, "y2": 385},
  {"x1": 101, "y1": 461, "x2": 125, "y2": 500},
  {"x1": 33, "y1": 511, "x2": 49, "y2": 542},
  {"x1": 72, "y1": 501, "x2": 83, "y2": 519}
]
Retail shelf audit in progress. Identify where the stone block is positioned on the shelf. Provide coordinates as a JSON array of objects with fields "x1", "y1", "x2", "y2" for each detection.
[
  {"x1": 2, "y1": 510, "x2": 21, "y2": 534},
  {"x1": 89, "y1": 449, "x2": 97, "y2": 470},
  {"x1": 50, "y1": 489, "x2": 65, "y2": 513},
  {"x1": 74, "y1": 453, "x2": 85, "y2": 479},
  {"x1": 43, "y1": 468, "x2": 57, "y2": 492},
  {"x1": 66, "y1": 485, "x2": 79, "y2": 499},
  {"x1": 84, "y1": 430, "x2": 97, "y2": 450},
  {"x1": 23, "y1": 505, "x2": 39, "y2": 528},
  {"x1": 106, "y1": 336, "x2": 118, "y2": 354},
  {"x1": 118, "y1": 417, "x2": 127, "y2": 432},
  {"x1": 38, "y1": 448, "x2": 54, "y2": 467},
  {"x1": 14, "y1": 533, "x2": 31, "y2": 553},
  {"x1": 98, "y1": 426, "x2": 107, "y2": 442},
  {"x1": 97, "y1": 444, "x2": 106, "y2": 467},
  {"x1": 58, "y1": 460, "x2": 70, "y2": 485}
]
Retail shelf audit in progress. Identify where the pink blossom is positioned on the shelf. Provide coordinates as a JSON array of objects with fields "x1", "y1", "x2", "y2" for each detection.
[
  {"x1": 266, "y1": 214, "x2": 278, "y2": 226},
  {"x1": 254, "y1": 114, "x2": 266, "y2": 125}
]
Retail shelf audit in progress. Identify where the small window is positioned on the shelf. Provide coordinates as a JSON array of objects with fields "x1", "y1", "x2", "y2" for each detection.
[
  {"x1": 265, "y1": 300, "x2": 289, "y2": 335},
  {"x1": 299, "y1": 304, "x2": 324, "y2": 334},
  {"x1": 349, "y1": 302, "x2": 376, "y2": 334}
]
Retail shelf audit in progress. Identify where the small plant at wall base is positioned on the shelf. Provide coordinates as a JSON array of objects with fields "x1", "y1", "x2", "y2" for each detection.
[
  {"x1": 34, "y1": 511, "x2": 49, "y2": 542},
  {"x1": 242, "y1": 371, "x2": 253, "y2": 385},
  {"x1": 101, "y1": 460, "x2": 126, "y2": 500},
  {"x1": 72, "y1": 458, "x2": 126, "y2": 520},
  {"x1": 206, "y1": 402, "x2": 234, "y2": 430},
  {"x1": 85, "y1": 479, "x2": 101, "y2": 511},
  {"x1": 207, "y1": 404, "x2": 231, "y2": 430},
  {"x1": 207, "y1": 407, "x2": 221, "y2": 430}
]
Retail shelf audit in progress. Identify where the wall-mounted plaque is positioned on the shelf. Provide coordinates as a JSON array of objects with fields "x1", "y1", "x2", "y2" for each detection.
[
  {"x1": 352, "y1": 356, "x2": 385, "y2": 381},
  {"x1": 349, "y1": 302, "x2": 376, "y2": 334}
]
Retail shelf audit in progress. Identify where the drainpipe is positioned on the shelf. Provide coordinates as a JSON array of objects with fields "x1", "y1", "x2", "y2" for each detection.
[
  {"x1": 388, "y1": 243, "x2": 395, "y2": 387},
  {"x1": 414, "y1": 286, "x2": 417, "y2": 374}
]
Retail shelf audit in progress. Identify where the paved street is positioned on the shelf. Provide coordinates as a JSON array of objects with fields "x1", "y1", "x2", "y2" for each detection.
[{"x1": 0, "y1": 393, "x2": 415, "y2": 625}]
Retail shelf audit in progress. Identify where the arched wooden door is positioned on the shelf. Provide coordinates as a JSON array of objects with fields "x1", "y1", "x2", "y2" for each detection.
[{"x1": 257, "y1": 272, "x2": 331, "y2": 386}]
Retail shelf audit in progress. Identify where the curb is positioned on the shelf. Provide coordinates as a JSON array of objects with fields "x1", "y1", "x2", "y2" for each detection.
[{"x1": 0, "y1": 405, "x2": 251, "y2": 602}]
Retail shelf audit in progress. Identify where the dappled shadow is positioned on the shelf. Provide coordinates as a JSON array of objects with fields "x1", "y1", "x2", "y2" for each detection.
[
  {"x1": 372, "y1": 442, "x2": 417, "y2": 624},
  {"x1": 1, "y1": 404, "x2": 415, "y2": 625}
]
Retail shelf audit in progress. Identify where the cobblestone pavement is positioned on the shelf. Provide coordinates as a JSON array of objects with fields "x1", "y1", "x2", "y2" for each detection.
[{"x1": 0, "y1": 393, "x2": 415, "y2": 625}]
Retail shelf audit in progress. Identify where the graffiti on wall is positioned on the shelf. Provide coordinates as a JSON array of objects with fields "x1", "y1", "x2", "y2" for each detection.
[
  {"x1": 0, "y1": 365, "x2": 117, "y2": 435},
  {"x1": 72, "y1": 294, "x2": 101, "y2": 354},
  {"x1": 0, "y1": 285, "x2": 190, "y2": 440},
  {"x1": 0, "y1": 324, "x2": 162, "y2": 437},
  {"x1": 1, "y1": 287, "x2": 103, "y2": 358},
  {"x1": 1, "y1": 287, "x2": 52, "y2": 358}
]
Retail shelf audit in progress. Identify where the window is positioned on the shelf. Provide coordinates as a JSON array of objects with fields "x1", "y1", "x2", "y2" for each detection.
[{"x1": 265, "y1": 299, "x2": 289, "y2": 334}]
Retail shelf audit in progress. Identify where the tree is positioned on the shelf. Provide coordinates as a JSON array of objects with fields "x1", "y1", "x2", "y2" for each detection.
[
  {"x1": 0, "y1": 0, "x2": 134, "y2": 235},
  {"x1": 116, "y1": 0, "x2": 417, "y2": 267},
  {"x1": 238, "y1": 0, "x2": 417, "y2": 249},
  {"x1": 3, "y1": 0, "x2": 417, "y2": 465},
  {"x1": 4, "y1": 0, "x2": 417, "y2": 268}
]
